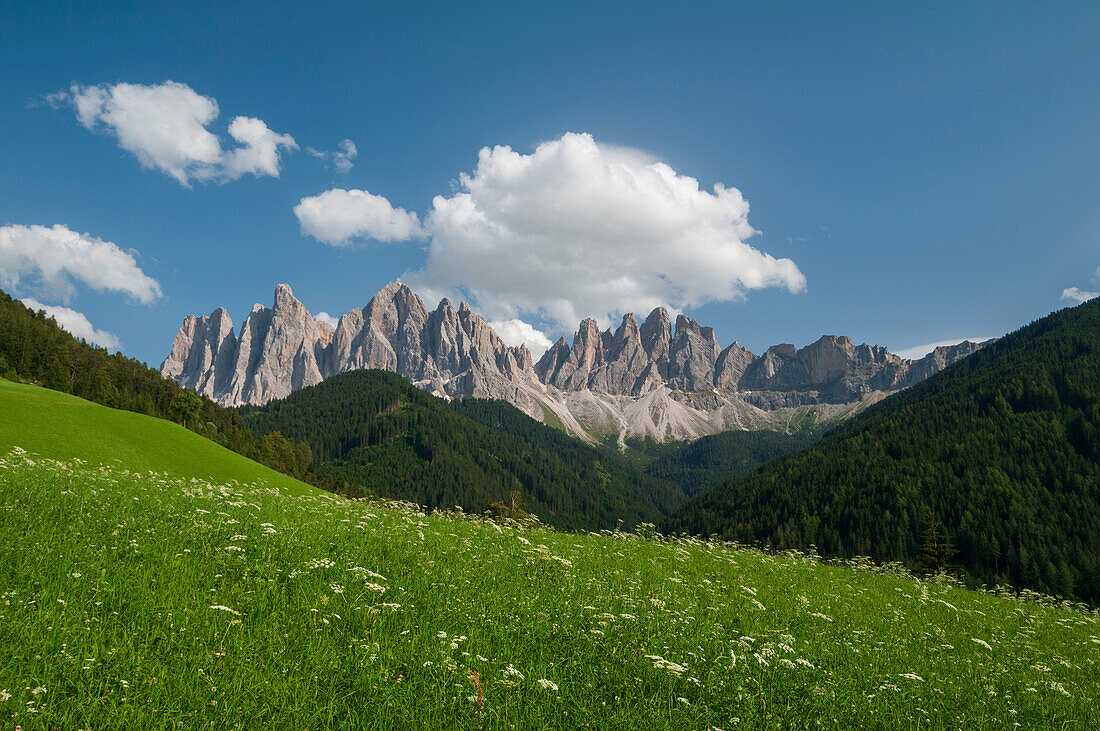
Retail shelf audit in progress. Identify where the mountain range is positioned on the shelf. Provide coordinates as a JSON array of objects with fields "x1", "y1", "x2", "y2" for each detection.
[{"x1": 162, "y1": 283, "x2": 988, "y2": 441}]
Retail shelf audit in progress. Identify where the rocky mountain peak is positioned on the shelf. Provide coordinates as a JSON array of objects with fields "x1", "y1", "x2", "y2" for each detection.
[
  {"x1": 667, "y1": 314, "x2": 721, "y2": 390},
  {"x1": 640, "y1": 307, "x2": 672, "y2": 363},
  {"x1": 273, "y1": 283, "x2": 298, "y2": 310},
  {"x1": 163, "y1": 282, "x2": 992, "y2": 442}
]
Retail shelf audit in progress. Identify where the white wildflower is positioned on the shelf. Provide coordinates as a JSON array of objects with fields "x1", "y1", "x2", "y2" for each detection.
[
  {"x1": 209, "y1": 605, "x2": 242, "y2": 615},
  {"x1": 503, "y1": 664, "x2": 525, "y2": 680},
  {"x1": 348, "y1": 568, "x2": 387, "y2": 581},
  {"x1": 972, "y1": 638, "x2": 992, "y2": 651},
  {"x1": 645, "y1": 655, "x2": 687, "y2": 676},
  {"x1": 537, "y1": 678, "x2": 559, "y2": 691},
  {"x1": 900, "y1": 673, "x2": 924, "y2": 681}
]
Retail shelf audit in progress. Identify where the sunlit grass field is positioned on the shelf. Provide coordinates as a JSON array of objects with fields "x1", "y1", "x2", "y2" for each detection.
[
  {"x1": 1, "y1": 446, "x2": 1096, "y2": 729},
  {"x1": 0, "y1": 378, "x2": 311, "y2": 494}
]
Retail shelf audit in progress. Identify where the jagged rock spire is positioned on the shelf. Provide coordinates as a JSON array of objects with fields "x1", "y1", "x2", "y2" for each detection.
[{"x1": 161, "y1": 283, "x2": 991, "y2": 441}]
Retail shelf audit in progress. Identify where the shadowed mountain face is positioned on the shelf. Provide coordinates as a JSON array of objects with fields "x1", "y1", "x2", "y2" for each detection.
[{"x1": 162, "y1": 283, "x2": 989, "y2": 441}]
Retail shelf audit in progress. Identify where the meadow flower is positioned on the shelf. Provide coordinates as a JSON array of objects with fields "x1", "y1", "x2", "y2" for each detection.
[
  {"x1": 0, "y1": 689, "x2": 9, "y2": 701},
  {"x1": 348, "y1": 567, "x2": 386, "y2": 581},
  {"x1": 537, "y1": 678, "x2": 559, "y2": 691},
  {"x1": 900, "y1": 673, "x2": 924, "y2": 681},
  {"x1": 503, "y1": 664, "x2": 524, "y2": 680},
  {"x1": 645, "y1": 655, "x2": 687, "y2": 676},
  {"x1": 209, "y1": 605, "x2": 241, "y2": 615},
  {"x1": 972, "y1": 638, "x2": 992, "y2": 651},
  {"x1": 30, "y1": 686, "x2": 46, "y2": 695}
]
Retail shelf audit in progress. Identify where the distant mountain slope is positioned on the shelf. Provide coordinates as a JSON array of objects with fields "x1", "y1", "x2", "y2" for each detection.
[
  {"x1": 0, "y1": 379, "x2": 313, "y2": 494},
  {"x1": 639, "y1": 428, "x2": 823, "y2": 499},
  {"x1": 242, "y1": 369, "x2": 685, "y2": 530},
  {"x1": 664, "y1": 299, "x2": 1100, "y2": 603},
  {"x1": 164, "y1": 282, "x2": 988, "y2": 442}
]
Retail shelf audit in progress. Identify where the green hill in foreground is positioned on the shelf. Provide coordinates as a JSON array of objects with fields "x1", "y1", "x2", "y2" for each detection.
[
  {"x1": 0, "y1": 378, "x2": 312, "y2": 495},
  {"x1": 0, "y1": 449, "x2": 1095, "y2": 728},
  {"x1": 665, "y1": 298, "x2": 1100, "y2": 603}
]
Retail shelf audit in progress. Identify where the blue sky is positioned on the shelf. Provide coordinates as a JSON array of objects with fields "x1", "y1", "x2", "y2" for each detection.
[{"x1": 1, "y1": 1, "x2": 1098, "y2": 366}]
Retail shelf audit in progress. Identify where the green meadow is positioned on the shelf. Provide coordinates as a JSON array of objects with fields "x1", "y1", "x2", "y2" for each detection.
[
  {"x1": 0, "y1": 378, "x2": 310, "y2": 494},
  {"x1": 0, "y1": 381, "x2": 1096, "y2": 728}
]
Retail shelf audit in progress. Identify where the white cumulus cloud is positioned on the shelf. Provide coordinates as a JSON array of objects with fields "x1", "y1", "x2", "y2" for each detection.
[
  {"x1": 314, "y1": 311, "x2": 339, "y2": 329},
  {"x1": 488, "y1": 319, "x2": 553, "y2": 357},
  {"x1": 1061, "y1": 287, "x2": 1099, "y2": 305},
  {"x1": 0, "y1": 224, "x2": 162, "y2": 304},
  {"x1": 402, "y1": 132, "x2": 806, "y2": 330},
  {"x1": 307, "y1": 139, "x2": 358, "y2": 173},
  {"x1": 20, "y1": 298, "x2": 120, "y2": 350},
  {"x1": 294, "y1": 188, "x2": 423, "y2": 246},
  {"x1": 67, "y1": 81, "x2": 296, "y2": 185},
  {"x1": 893, "y1": 337, "x2": 993, "y2": 361}
]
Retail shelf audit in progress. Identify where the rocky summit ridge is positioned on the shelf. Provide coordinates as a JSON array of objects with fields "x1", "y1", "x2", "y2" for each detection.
[{"x1": 161, "y1": 283, "x2": 988, "y2": 442}]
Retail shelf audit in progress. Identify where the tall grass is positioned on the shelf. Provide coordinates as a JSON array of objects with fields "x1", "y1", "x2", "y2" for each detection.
[{"x1": 0, "y1": 448, "x2": 1095, "y2": 728}]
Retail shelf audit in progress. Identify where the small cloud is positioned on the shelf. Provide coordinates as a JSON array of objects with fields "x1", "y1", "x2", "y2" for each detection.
[
  {"x1": 307, "y1": 139, "x2": 357, "y2": 173},
  {"x1": 0, "y1": 224, "x2": 161, "y2": 304},
  {"x1": 28, "y1": 89, "x2": 71, "y2": 109},
  {"x1": 894, "y1": 337, "x2": 993, "y2": 361},
  {"x1": 294, "y1": 188, "x2": 422, "y2": 246},
  {"x1": 1061, "y1": 287, "x2": 1099, "y2": 305},
  {"x1": 20, "y1": 298, "x2": 120, "y2": 349},
  {"x1": 487, "y1": 319, "x2": 553, "y2": 358},
  {"x1": 221, "y1": 116, "x2": 297, "y2": 180},
  {"x1": 65, "y1": 80, "x2": 296, "y2": 185},
  {"x1": 314, "y1": 311, "x2": 339, "y2": 328}
]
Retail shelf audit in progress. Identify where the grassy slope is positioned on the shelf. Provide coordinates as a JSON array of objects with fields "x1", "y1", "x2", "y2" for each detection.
[
  {"x1": 0, "y1": 378, "x2": 312, "y2": 495},
  {"x1": 0, "y1": 454, "x2": 1095, "y2": 729}
]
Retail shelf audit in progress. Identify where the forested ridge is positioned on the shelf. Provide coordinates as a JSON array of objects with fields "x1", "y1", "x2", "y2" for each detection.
[
  {"x1": 242, "y1": 370, "x2": 687, "y2": 531},
  {"x1": 0, "y1": 290, "x2": 320, "y2": 485},
  {"x1": 664, "y1": 298, "x2": 1100, "y2": 603},
  {"x1": 635, "y1": 429, "x2": 822, "y2": 499}
]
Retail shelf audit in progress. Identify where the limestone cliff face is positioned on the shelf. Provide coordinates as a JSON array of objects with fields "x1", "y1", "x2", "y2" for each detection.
[
  {"x1": 162, "y1": 282, "x2": 992, "y2": 441},
  {"x1": 162, "y1": 283, "x2": 539, "y2": 415},
  {"x1": 161, "y1": 307, "x2": 237, "y2": 400}
]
